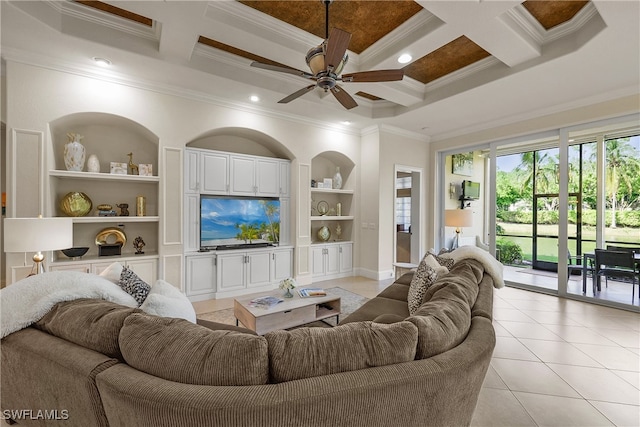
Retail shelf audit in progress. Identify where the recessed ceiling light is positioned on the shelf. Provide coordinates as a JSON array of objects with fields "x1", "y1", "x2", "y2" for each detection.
[
  {"x1": 250, "y1": 95, "x2": 260, "y2": 102},
  {"x1": 341, "y1": 121, "x2": 351, "y2": 125},
  {"x1": 93, "y1": 57, "x2": 111, "y2": 67},
  {"x1": 397, "y1": 54, "x2": 412, "y2": 64}
]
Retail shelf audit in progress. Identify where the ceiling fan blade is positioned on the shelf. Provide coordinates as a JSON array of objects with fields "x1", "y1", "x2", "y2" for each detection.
[
  {"x1": 324, "y1": 28, "x2": 351, "y2": 73},
  {"x1": 330, "y1": 85, "x2": 357, "y2": 110},
  {"x1": 251, "y1": 61, "x2": 314, "y2": 79},
  {"x1": 278, "y1": 85, "x2": 316, "y2": 104},
  {"x1": 341, "y1": 69, "x2": 404, "y2": 83}
]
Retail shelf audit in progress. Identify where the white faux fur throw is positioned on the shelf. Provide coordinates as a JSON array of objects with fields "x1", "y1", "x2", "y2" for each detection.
[
  {"x1": 1, "y1": 271, "x2": 138, "y2": 338},
  {"x1": 440, "y1": 246, "x2": 505, "y2": 289}
]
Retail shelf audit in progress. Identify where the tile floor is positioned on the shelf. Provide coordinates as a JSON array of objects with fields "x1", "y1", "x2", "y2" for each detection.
[{"x1": 192, "y1": 277, "x2": 640, "y2": 427}]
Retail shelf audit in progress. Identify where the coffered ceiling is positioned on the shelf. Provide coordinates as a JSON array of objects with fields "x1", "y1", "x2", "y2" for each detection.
[{"x1": 1, "y1": 1, "x2": 638, "y2": 141}]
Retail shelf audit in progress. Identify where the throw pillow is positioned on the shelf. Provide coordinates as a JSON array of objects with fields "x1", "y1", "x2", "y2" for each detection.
[
  {"x1": 118, "y1": 266, "x2": 151, "y2": 306},
  {"x1": 423, "y1": 253, "x2": 450, "y2": 276},
  {"x1": 119, "y1": 313, "x2": 269, "y2": 386},
  {"x1": 140, "y1": 279, "x2": 196, "y2": 323},
  {"x1": 407, "y1": 257, "x2": 438, "y2": 315},
  {"x1": 428, "y1": 251, "x2": 455, "y2": 270},
  {"x1": 265, "y1": 321, "x2": 418, "y2": 383},
  {"x1": 99, "y1": 262, "x2": 124, "y2": 284}
]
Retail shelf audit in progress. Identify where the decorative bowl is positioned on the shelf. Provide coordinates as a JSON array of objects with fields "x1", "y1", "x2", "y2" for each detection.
[
  {"x1": 61, "y1": 247, "x2": 89, "y2": 258},
  {"x1": 60, "y1": 192, "x2": 92, "y2": 217},
  {"x1": 317, "y1": 226, "x2": 331, "y2": 242}
]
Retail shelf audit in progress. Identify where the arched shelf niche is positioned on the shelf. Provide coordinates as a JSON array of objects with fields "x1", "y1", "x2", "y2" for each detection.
[
  {"x1": 311, "y1": 151, "x2": 355, "y2": 190},
  {"x1": 49, "y1": 112, "x2": 158, "y2": 172},
  {"x1": 186, "y1": 127, "x2": 293, "y2": 161}
]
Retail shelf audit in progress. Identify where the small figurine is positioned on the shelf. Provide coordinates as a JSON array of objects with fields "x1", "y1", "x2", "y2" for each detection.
[
  {"x1": 116, "y1": 203, "x2": 130, "y2": 216},
  {"x1": 127, "y1": 152, "x2": 139, "y2": 175},
  {"x1": 133, "y1": 236, "x2": 145, "y2": 255}
]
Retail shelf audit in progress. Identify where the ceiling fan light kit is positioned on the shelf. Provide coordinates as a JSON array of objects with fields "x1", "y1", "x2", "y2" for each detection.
[{"x1": 250, "y1": 0, "x2": 404, "y2": 110}]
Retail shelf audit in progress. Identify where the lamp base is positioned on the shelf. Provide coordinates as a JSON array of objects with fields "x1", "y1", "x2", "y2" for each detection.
[
  {"x1": 450, "y1": 230, "x2": 461, "y2": 250},
  {"x1": 32, "y1": 251, "x2": 45, "y2": 275}
]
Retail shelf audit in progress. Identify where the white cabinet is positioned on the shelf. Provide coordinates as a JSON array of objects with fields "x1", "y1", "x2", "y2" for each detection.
[
  {"x1": 185, "y1": 255, "x2": 216, "y2": 297},
  {"x1": 201, "y1": 152, "x2": 229, "y2": 194},
  {"x1": 51, "y1": 256, "x2": 159, "y2": 285},
  {"x1": 312, "y1": 242, "x2": 353, "y2": 279},
  {"x1": 272, "y1": 248, "x2": 293, "y2": 282},
  {"x1": 217, "y1": 250, "x2": 272, "y2": 291},
  {"x1": 185, "y1": 150, "x2": 200, "y2": 193},
  {"x1": 184, "y1": 194, "x2": 199, "y2": 252},
  {"x1": 279, "y1": 161, "x2": 290, "y2": 197},
  {"x1": 230, "y1": 155, "x2": 279, "y2": 197}
]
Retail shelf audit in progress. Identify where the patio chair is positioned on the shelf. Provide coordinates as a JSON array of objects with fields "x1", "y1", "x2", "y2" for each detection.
[
  {"x1": 567, "y1": 250, "x2": 591, "y2": 287},
  {"x1": 606, "y1": 245, "x2": 640, "y2": 254},
  {"x1": 594, "y1": 249, "x2": 639, "y2": 301}
]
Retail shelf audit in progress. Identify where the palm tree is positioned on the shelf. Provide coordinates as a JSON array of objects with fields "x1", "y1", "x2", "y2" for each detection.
[
  {"x1": 259, "y1": 200, "x2": 279, "y2": 242},
  {"x1": 595, "y1": 138, "x2": 640, "y2": 227}
]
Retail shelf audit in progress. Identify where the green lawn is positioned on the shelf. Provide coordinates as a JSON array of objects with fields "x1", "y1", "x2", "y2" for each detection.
[{"x1": 497, "y1": 222, "x2": 640, "y2": 264}]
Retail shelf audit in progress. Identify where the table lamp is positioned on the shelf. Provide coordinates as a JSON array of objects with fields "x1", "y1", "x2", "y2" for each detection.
[
  {"x1": 445, "y1": 209, "x2": 473, "y2": 250},
  {"x1": 4, "y1": 215, "x2": 73, "y2": 274}
]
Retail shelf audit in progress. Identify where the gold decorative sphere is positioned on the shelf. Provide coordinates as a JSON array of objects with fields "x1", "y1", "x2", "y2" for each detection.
[{"x1": 60, "y1": 192, "x2": 92, "y2": 217}]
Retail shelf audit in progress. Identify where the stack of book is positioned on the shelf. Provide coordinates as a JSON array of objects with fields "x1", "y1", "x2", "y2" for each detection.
[
  {"x1": 98, "y1": 210, "x2": 117, "y2": 216},
  {"x1": 297, "y1": 288, "x2": 327, "y2": 298}
]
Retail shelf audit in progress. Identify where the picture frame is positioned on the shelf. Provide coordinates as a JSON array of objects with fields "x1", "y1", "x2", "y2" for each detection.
[
  {"x1": 110, "y1": 162, "x2": 128, "y2": 175},
  {"x1": 452, "y1": 152, "x2": 474, "y2": 176},
  {"x1": 138, "y1": 164, "x2": 153, "y2": 176},
  {"x1": 323, "y1": 178, "x2": 333, "y2": 189}
]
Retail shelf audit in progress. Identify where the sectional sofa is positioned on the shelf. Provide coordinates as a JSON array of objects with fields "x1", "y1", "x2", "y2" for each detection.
[{"x1": 1, "y1": 258, "x2": 495, "y2": 426}]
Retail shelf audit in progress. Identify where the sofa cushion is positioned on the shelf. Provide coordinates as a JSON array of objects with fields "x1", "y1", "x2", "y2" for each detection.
[
  {"x1": 377, "y1": 282, "x2": 410, "y2": 301},
  {"x1": 119, "y1": 313, "x2": 269, "y2": 386},
  {"x1": 34, "y1": 299, "x2": 141, "y2": 360},
  {"x1": 118, "y1": 267, "x2": 151, "y2": 306},
  {"x1": 339, "y1": 297, "x2": 409, "y2": 324},
  {"x1": 407, "y1": 259, "x2": 482, "y2": 359},
  {"x1": 265, "y1": 321, "x2": 418, "y2": 383},
  {"x1": 139, "y1": 279, "x2": 196, "y2": 323},
  {"x1": 428, "y1": 251, "x2": 455, "y2": 270}
]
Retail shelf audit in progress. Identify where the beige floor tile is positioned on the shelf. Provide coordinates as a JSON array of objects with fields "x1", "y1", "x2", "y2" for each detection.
[
  {"x1": 493, "y1": 298, "x2": 516, "y2": 309},
  {"x1": 612, "y1": 369, "x2": 640, "y2": 389},
  {"x1": 590, "y1": 327, "x2": 640, "y2": 348},
  {"x1": 542, "y1": 324, "x2": 619, "y2": 346},
  {"x1": 482, "y1": 365, "x2": 508, "y2": 390},
  {"x1": 547, "y1": 364, "x2": 640, "y2": 405},
  {"x1": 518, "y1": 309, "x2": 582, "y2": 326},
  {"x1": 497, "y1": 321, "x2": 564, "y2": 341},
  {"x1": 470, "y1": 388, "x2": 536, "y2": 427},
  {"x1": 506, "y1": 299, "x2": 568, "y2": 312},
  {"x1": 492, "y1": 321, "x2": 513, "y2": 337},
  {"x1": 491, "y1": 359, "x2": 580, "y2": 398},
  {"x1": 513, "y1": 392, "x2": 614, "y2": 427},
  {"x1": 519, "y1": 338, "x2": 603, "y2": 368},
  {"x1": 589, "y1": 401, "x2": 640, "y2": 427},
  {"x1": 493, "y1": 308, "x2": 537, "y2": 323},
  {"x1": 493, "y1": 336, "x2": 540, "y2": 361},
  {"x1": 571, "y1": 343, "x2": 640, "y2": 372}
]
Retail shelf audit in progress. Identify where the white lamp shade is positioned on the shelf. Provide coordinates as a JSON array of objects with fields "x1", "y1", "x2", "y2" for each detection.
[
  {"x1": 444, "y1": 209, "x2": 473, "y2": 228},
  {"x1": 4, "y1": 217, "x2": 73, "y2": 253}
]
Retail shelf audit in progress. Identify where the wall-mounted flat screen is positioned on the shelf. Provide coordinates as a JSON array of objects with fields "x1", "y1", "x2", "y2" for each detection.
[
  {"x1": 200, "y1": 195, "x2": 280, "y2": 249},
  {"x1": 462, "y1": 180, "x2": 480, "y2": 199}
]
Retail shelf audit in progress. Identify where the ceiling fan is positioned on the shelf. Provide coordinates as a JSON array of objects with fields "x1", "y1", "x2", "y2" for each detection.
[{"x1": 250, "y1": 0, "x2": 404, "y2": 110}]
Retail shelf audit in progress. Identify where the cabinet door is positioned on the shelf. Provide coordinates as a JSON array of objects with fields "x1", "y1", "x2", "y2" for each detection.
[
  {"x1": 185, "y1": 150, "x2": 200, "y2": 193},
  {"x1": 326, "y1": 245, "x2": 340, "y2": 276},
  {"x1": 201, "y1": 153, "x2": 229, "y2": 194},
  {"x1": 339, "y1": 243, "x2": 353, "y2": 273},
  {"x1": 279, "y1": 161, "x2": 290, "y2": 197},
  {"x1": 185, "y1": 256, "x2": 216, "y2": 296},
  {"x1": 50, "y1": 264, "x2": 91, "y2": 273},
  {"x1": 311, "y1": 246, "x2": 327, "y2": 277},
  {"x1": 217, "y1": 253, "x2": 246, "y2": 291},
  {"x1": 127, "y1": 259, "x2": 158, "y2": 284},
  {"x1": 246, "y1": 251, "x2": 271, "y2": 288},
  {"x1": 185, "y1": 194, "x2": 200, "y2": 251},
  {"x1": 256, "y1": 159, "x2": 279, "y2": 197},
  {"x1": 272, "y1": 249, "x2": 293, "y2": 282},
  {"x1": 230, "y1": 156, "x2": 256, "y2": 195}
]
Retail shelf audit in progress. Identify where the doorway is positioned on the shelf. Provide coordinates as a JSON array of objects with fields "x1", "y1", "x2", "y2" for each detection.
[{"x1": 394, "y1": 166, "x2": 422, "y2": 264}]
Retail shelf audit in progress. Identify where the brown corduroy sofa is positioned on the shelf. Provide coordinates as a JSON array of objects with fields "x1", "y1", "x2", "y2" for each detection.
[{"x1": 1, "y1": 259, "x2": 495, "y2": 427}]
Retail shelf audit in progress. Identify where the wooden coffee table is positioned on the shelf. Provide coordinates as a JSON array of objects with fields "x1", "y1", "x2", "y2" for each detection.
[{"x1": 233, "y1": 293, "x2": 341, "y2": 335}]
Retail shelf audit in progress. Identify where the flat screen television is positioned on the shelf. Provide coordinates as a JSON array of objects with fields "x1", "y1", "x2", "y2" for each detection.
[
  {"x1": 200, "y1": 195, "x2": 280, "y2": 249},
  {"x1": 462, "y1": 180, "x2": 480, "y2": 199}
]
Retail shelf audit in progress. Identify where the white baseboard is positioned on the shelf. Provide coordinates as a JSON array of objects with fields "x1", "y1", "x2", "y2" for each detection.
[{"x1": 356, "y1": 268, "x2": 395, "y2": 281}]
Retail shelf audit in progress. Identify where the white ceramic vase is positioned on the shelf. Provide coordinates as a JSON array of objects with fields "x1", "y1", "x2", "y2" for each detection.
[
  {"x1": 64, "y1": 138, "x2": 86, "y2": 171},
  {"x1": 333, "y1": 166, "x2": 343, "y2": 189},
  {"x1": 87, "y1": 154, "x2": 100, "y2": 173}
]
